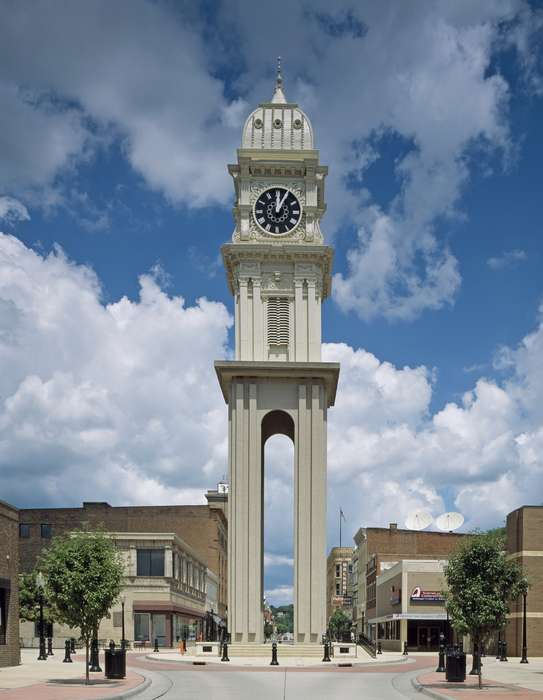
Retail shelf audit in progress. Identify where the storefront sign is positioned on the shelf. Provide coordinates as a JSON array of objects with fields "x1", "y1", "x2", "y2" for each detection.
[{"x1": 410, "y1": 586, "x2": 444, "y2": 602}]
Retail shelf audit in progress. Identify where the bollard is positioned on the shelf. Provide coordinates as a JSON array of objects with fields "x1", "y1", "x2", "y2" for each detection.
[
  {"x1": 89, "y1": 638, "x2": 102, "y2": 672},
  {"x1": 500, "y1": 640, "x2": 508, "y2": 662},
  {"x1": 221, "y1": 642, "x2": 230, "y2": 662},
  {"x1": 47, "y1": 637, "x2": 54, "y2": 656},
  {"x1": 436, "y1": 642, "x2": 446, "y2": 673},
  {"x1": 403, "y1": 641, "x2": 408, "y2": 656},
  {"x1": 377, "y1": 641, "x2": 382, "y2": 655},
  {"x1": 322, "y1": 641, "x2": 331, "y2": 662},
  {"x1": 154, "y1": 638, "x2": 159, "y2": 653},
  {"x1": 270, "y1": 642, "x2": 279, "y2": 666},
  {"x1": 70, "y1": 638, "x2": 76, "y2": 654},
  {"x1": 63, "y1": 639, "x2": 72, "y2": 663}
]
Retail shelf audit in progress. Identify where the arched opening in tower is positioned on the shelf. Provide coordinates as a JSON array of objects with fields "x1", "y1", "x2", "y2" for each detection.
[{"x1": 262, "y1": 410, "x2": 295, "y2": 637}]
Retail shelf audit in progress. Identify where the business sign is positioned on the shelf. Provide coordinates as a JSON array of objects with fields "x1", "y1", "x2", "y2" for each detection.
[{"x1": 410, "y1": 586, "x2": 444, "y2": 603}]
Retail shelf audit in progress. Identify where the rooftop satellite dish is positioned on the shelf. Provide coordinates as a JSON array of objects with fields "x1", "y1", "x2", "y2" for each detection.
[
  {"x1": 436, "y1": 512, "x2": 464, "y2": 532},
  {"x1": 405, "y1": 510, "x2": 433, "y2": 531}
]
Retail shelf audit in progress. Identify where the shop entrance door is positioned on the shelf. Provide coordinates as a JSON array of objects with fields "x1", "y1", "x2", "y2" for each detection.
[
  {"x1": 152, "y1": 614, "x2": 167, "y2": 647},
  {"x1": 418, "y1": 627, "x2": 429, "y2": 648}
]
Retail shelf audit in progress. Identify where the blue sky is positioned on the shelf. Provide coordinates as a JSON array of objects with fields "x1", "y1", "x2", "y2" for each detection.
[{"x1": 1, "y1": 0, "x2": 543, "y2": 604}]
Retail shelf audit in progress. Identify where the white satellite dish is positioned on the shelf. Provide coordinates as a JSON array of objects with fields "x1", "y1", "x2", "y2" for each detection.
[
  {"x1": 405, "y1": 510, "x2": 433, "y2": 531},
  {"x1": 436, "y1": 512, "x2": 464, "y2": 532}
]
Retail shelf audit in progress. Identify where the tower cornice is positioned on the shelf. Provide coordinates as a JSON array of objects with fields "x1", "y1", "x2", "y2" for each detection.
[{"x1": 221, "y1": 243, "x2": 334, "y2": 298}]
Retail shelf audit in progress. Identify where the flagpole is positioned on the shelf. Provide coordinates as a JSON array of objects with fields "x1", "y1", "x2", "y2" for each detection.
[{"x1": 339, "y1": 507, "x2": 342, "y2": 548}]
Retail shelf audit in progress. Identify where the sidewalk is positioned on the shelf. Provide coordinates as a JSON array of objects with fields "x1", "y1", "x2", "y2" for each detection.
[
  {"x1": 0, "y1": 649, "x2": 147, "y2": 700},
  {"x1": 415, "y1": 656, "x2": 543, "y2": 699}
]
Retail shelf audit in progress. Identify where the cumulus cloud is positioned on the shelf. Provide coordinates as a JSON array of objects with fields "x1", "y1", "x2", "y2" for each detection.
[
  {"x1": 1, "y1": 1, "x2": 541, "y2": 317},
  {"x1": 1, "y1": 234, "x2": 542, "y2": 602},
  {"x1": 0, "y1": 196, "x2": 30, "y2": 224},
  {"x1": 0, "y1": 232, "x2": 232, "y2": 506},
  {"x1": 264, "y1": 586, "x2": 294, "y2": 606},
  {"x1": 0, "y1": 1, "x2": 243, "y2": 208},
  {"x1": 487, "y1": 248, "x2": 528, "y2": 269}
]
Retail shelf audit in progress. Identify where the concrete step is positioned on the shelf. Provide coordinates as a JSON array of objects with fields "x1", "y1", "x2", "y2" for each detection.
[{"x1": 228, "y1": 644, "x2": 327, "y2": 657}]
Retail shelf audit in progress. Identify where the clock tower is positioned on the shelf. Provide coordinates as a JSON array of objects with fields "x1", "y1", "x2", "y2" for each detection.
[{"x1": 215, "y1": 62, "x2": 340, "y2": 645}]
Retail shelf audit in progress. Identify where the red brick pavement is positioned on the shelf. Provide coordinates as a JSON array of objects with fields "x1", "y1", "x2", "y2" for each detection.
[
  {"x1": 416, "y1": 670, "x2": 543, "y2": 699},
  {"x1": 0, "y1": 670, "x2": 145, "y2": 700}
]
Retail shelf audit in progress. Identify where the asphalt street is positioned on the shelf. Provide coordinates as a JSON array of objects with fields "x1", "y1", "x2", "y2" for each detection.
[{"x1": 132, "y1": 666, "x2": 424, "y2": 700}]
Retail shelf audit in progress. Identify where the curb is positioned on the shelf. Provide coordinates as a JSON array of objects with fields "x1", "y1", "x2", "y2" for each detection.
[
  {"x1": 143, "y1": 652, "x2": 411, "y2": 669},
  {"x1": 92, "y1": 674, "x2": 152, "y2": 700},
  {"x1": 411, "y1": 676, "x2": 453, "y2": 700}
]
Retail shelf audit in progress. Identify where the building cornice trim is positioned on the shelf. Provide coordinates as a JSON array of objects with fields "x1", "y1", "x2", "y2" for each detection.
[{"x1": 215, "y1": 360, "x2": 340, "y2": 406}]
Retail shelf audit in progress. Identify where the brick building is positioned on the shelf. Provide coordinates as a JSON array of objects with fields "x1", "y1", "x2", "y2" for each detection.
[
  {"x1": 326, "y1": 546, "x2": 354, "y2": 623},
  {"x1": 506, "y1": 505, "x2": 543, "y2": 656},
  {"x1": 353, "y1": 523, "x2": 465, "y2": 640},
  {"x1": 0, "y1": 500, "x2": 20, "y2": 667},
  {"x1": 18, "y1": 494, "x2": 227, "y2": 616}
]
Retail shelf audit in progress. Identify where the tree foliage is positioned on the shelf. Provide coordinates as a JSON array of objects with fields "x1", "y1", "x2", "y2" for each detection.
[
  {"x1": 39, "y1": 530, "x2": 124, "y2": 682},
  {"x1": 328, "y1": 608, "x2": 351, "y2": 639},
  {"x1": 444, "y1": 532, "x2": 527, "y2": 687},
  {"x1": 19, "y1": 572, "x2": 57, "y2": 624}
]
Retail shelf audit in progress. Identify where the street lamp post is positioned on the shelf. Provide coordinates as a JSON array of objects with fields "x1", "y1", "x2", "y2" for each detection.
[
  {"x1": 520, "y1": 589, "x2": 528, "y2": 664},
  {"x1": 120, "y1": 594, "x2": 126, "y2": 650},
  {"x1": 36, "y1": 572, "x2": 47, "y2": 661}
]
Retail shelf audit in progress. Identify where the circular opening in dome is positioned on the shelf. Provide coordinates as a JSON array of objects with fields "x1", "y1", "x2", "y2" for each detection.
[
  {"x1": 254, "y1": 118, "x2": 263, "y2": 129},
  {"x1": 293, "y1": 118, "x2": 302, "y2": 129},
  {"x1": 273, "y1": 118, "x2": 282, "y2": 129}
]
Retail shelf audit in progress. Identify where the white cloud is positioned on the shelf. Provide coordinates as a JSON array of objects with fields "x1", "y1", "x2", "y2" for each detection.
[
  {"x1": 1, "y1": 233, "x2": 542, "y2": 595},
  {"x1": 1, "y1": 1, "x2": 540, "y2": 316},
  {"x1": 264, "y1": 586, "x2": 294, "y2": 606},
  {"x1": 487, "y1": 249, "x2": 528, "y2": 269},
  {"x1": 0, "y1": 196, "x2": 30, "y2": 224},
  {"x1": 264, "y1": 553, "x2": 294, "y2": 568},
  {"x1": 0, "y1": 232, "x2": 232, "y2": 506}
]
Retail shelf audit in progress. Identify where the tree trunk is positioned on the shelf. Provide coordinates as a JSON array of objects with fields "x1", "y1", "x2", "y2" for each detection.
[
  {"x1": 478, "y1": 636, "x2": 482, "y2": 690},
  {"x1": 85, "y1": 639, "x2": 89, "y2": 684}
]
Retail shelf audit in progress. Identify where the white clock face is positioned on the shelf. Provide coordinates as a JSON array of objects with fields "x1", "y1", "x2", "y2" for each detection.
[{"x1": 253, "y1": 187, "x2": 302, "y2": 235}]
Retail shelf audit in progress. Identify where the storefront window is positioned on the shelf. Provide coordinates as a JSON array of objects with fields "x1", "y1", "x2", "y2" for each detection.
[
  {"x1": 134, "y1": 612, "x2": 150, "y2": 641},
  {"x1": 173, "y1": 614, "x2": 201, "y2": 642}
]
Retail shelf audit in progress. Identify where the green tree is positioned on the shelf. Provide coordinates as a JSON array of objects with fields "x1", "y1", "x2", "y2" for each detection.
[
  {"x1": 444, "y1": 532, "x2": 527, "y2": 689},
  {"x1": 328, "y1": 608, "x2": 351, "y2": 641},
  {"x1": 19, "y1": 572, "x2": 57, "y2": 629},
  {"x1": 40, "y1": 530, "x2": 124, "y2": 683}
]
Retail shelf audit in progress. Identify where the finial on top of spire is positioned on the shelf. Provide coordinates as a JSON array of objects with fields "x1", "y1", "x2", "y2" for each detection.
[{"x1": 271, "y1": 55, "x2": 287, "y2": 104}]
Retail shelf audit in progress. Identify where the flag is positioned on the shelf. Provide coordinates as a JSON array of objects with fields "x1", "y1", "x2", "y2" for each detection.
[{"x1": 340, "y1": 508, "x2": 346, "y2": 521}]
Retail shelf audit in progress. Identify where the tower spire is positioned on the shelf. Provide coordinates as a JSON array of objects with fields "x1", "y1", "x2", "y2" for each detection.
[{"x1": 271, "y1": 56, "x2": 287, "y2": 104}]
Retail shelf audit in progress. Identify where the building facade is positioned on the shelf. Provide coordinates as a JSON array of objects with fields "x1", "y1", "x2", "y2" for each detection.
[
  {"x1": 375, "y1": 559, "x2": 451, "y2": 651},
  {"x1": 353, "y1": 524, "x2": 465, "y2": 639},
  {"x1": 506, "y1": 505, "x2": 543, "y2": 656},
  {"x1": 0, "y1": 500, "x2": 20, "y2": 667},
  {"x1": 215, "y1": 63, "x2": 339, "y2": 644},
  {"x1": 18, "y1": 494, "x2": 227, "y2": 617},
  {"x1": 326, "y1": 547, "x2": 354, "y2": 623},
  {"x1": 20, "y1": 531, "x2": 209, "y2": 648}
]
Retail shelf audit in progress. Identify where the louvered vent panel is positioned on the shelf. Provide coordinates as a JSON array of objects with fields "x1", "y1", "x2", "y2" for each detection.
[{"x1": 267, "y1": 297, "x2": 289, "y2": 346}]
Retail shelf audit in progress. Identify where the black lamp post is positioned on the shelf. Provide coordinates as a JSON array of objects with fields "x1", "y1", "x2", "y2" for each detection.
[
  {"x1": 520, "y1": 588, "x2": 528, "y2": 664},
  {"x1": 36, "y1": 572, "x2": 47, "y2": 661},
  {"x1": 120, "y1": 594, "x2": 126, "y2": 650}
]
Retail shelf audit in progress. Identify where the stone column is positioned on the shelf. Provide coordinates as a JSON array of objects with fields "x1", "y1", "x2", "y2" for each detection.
[
  {"x1": 294, "y1": 380, "x2": 326, "y2": 642},
  {"x1": 228, "y1": 379, "x2": 263, "y2": 643}
]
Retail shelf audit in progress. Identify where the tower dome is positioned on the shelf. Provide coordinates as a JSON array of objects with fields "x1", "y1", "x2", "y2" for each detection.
[{"x1": 241, "y1": 59, "x2": 314, "y2": 150}]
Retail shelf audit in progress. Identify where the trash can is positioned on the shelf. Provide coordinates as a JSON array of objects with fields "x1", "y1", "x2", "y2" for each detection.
[
  {"x1": 446, "y1": 648, "x2": 466, "y2": 682},
  {"x1": 104, "y1": 648, "x2": 126, "y2": 679}
]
